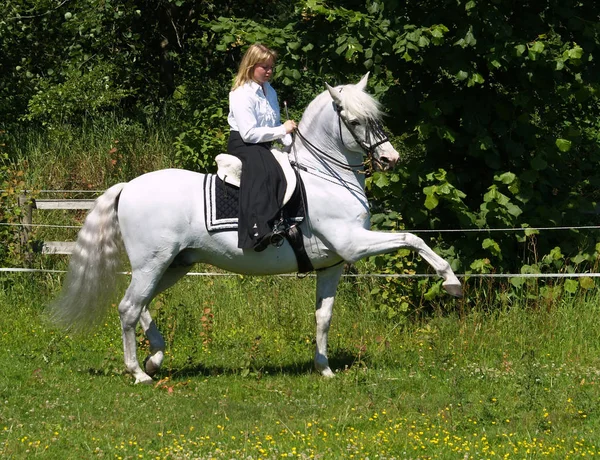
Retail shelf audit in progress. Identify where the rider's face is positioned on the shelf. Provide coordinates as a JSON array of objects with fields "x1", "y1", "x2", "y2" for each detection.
[{"x1": 253, "y1": 59, "x2": 274, "y2": 85}]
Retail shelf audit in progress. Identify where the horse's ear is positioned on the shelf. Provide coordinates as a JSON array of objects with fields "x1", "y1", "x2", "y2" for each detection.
[
  {"x1": 326, "y1": 82, "x2": 343, "y2": 106},
  {"x1": 356, "y1": 72, "x2": 370, "y2": 91}
]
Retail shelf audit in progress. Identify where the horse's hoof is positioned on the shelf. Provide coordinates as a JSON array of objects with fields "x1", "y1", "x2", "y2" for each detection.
[
  {"x1": 443, "y1": 282, "x2": 463, "y2": 298},
  {"x1": 134, "y1": 374, "x2": 154, "y2": 385},
  {"x1": 319, "y1": 367, "x2": 335, "y2": 378},
  {"x1": 144, "y1": 354, "x2": 163, "y2": 377}
]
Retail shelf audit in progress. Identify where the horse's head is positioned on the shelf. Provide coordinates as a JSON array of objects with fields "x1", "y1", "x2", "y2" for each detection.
[{"x1": 326, "y1": 73, "x2": 399, "y2": 171}]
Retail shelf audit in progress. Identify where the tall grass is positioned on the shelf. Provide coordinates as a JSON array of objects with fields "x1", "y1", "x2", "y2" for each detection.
[
  {"x1": 9, "y1": 118, "x2": 175, "y2": 191},
  {"x1": 5, "y1": 119, "x2": 178, "y2": 269}
]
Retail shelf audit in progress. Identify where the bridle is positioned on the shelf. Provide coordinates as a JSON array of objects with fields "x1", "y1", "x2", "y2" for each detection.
[
  {"x1": 334, "y1": 102, "x2": 390, "y2": 163},
  {"x1": 294, "y1": 101, "x2": 390, "y2": 173}
]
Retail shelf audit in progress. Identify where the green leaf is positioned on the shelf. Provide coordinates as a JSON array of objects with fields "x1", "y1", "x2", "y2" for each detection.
[
  {"x1": 530, "y1": 41, "x2": 545, "y2": 53},
  {"x1": 373, "y1": 173, "x2": 389, "y2": 188},
  {"x1": 579, "y1": 277, "x2": 595, "y2": 290},
  {"x1": 521, "y1": 264, "x2": 540, "y2": 274},
  {"x1": 567, "y1": 45, "x2": 583, "y2": 60},
  {"x1": 564, "y1": 279, "x2": 578, "y2": 294},
  {"x1": 424, "y1": 194, "x2": 439, "y2": 210},
  {"x1": 496, "y1": 172, "x2": 516, "y2": 185},
  {"x1": 524, "y1": 228, "x2": 539, "y2": 237},
  {"x1": 468, "y1": 73, "x2": 485, "y2": 86},
  {"x1": 370, "y1": 214, "x2": 385, "y2": 225},
  {"x1": 456, "y1": 70, "x2": 469, "y2": 81},
  {"x1": 510, "y1": 277, "x2": 525, "y2": 288},
  {"x1": 440, "y1": 127, "x2": 456, "y2": 142},
  {"x1": 418, "y1": 36, "x2": 430, "y2": 47},
  {"x1": 335, "y1": 44, "x2": 347, "y2": 55},
  {"x1": 530, "y1": 156, "x2": 547, "y2": 171},
  {"x1": 506, "y1": 203, "x2": 522, "y2": 217},
  {"x1": 555, "y1": 138, "x2": 572, "y2": 152},
  {"x1": 482, "y1": 238, "x2": 501, "y2": 256},
  {"x1": 423, "y1": 282, "x2": 442, "y2": 300},
  {"x1": 431, "y1": 26, "x2": 446, "y2": 39}
]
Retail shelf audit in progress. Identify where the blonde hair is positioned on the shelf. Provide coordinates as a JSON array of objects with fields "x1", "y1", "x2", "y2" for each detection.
[{"x1": 232, "y1": 43, "x2": 277, "y2": 90}]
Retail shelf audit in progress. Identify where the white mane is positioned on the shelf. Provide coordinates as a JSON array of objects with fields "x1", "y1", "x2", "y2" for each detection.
[
  {"x1": 335, "y1": 82, "x2": 383, "y2": 122},
  {"x1": 303, "y1": 80, "x2": 383, "y2": 124}
]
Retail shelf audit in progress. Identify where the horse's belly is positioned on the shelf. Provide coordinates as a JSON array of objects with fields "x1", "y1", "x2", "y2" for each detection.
[{"x1": 192, "y1": 233, "x2": 338, "y2": 275}]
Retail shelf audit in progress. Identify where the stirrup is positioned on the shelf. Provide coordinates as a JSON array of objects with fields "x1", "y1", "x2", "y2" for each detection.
[{"x1": 270, "y1": 231, "x2": 285, "y2": 248}]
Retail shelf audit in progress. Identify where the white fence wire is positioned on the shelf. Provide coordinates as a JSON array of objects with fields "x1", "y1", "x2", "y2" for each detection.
[{"x1": 2, "y1": 190, "x2": 600, "y2": 278}]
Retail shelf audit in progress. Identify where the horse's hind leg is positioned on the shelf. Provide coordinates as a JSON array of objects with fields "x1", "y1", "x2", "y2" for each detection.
[
  {"x1": 139, "y1": 265, "x2": 192, "y2": 377},
  {"x1": 118, "y1": 274, "x2": 160, "y2": 384},
  {"x1": 118, "y1": 263, "x2": 187, "y2": 384},
  {"x1": 314, "y1": 264, "x2": 344, "y2": 378},
  {"x1": 139, "y1": 309, "x2": 165, "y2": 378}
]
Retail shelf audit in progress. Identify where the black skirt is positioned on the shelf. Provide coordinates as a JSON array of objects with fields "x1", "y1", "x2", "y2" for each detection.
[{"x1": 227, "y1": 131, "x2": 287, "y2": 249}]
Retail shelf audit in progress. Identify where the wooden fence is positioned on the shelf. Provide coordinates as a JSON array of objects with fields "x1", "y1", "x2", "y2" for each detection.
[{"x1": 19, "y1": 195, "x2": 95, "y2": 255}]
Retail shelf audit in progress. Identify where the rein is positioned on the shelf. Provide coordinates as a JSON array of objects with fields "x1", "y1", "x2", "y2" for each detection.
[{"x1": 295, "y1": 128, "x2": 364, "y2": 172}]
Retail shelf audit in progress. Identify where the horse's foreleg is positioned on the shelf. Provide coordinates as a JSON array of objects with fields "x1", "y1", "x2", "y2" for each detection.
[
  {"x1": 341, "y1": 230, "x2": 462, "y2": 297},
  {"x1": 314, "y1": 264, "x2": 344, "y2": 377}
]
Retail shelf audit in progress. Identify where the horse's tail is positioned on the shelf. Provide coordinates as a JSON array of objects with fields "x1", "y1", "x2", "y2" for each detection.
[{"x1": 46, "y1": 182, "x2": 127, "y2": 332}]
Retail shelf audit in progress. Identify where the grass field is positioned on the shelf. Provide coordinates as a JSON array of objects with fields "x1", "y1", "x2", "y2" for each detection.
[{"x1": 2, "y1": 272, "x2": 600, "y2": 459}]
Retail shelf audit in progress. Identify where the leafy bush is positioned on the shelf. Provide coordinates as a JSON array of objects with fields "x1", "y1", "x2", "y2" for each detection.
[
  {"x1": 24, "y1": 63, "x2": 131, "y2": 126},
  {"x1": 0, "y1": 139, "x2": 27, "y2": 267}
]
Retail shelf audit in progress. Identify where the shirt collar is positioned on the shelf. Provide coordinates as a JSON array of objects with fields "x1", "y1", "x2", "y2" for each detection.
[{"x1": 247, "y1": 80, "x2": 271, "y2": 94}]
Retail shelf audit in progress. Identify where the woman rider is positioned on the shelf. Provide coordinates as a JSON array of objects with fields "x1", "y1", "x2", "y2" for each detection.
[{"x1": 227, "y1": 43, "x2": 297, "y2": 251}]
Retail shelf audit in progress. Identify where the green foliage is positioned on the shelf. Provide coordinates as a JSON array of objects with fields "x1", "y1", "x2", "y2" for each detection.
[
  {"x1": 173, "y1": 104, "x2": 228, "y2": 172},
  {"x1": 3, "y1": 0, "x2": 600, "y2": 312},
  {"x1": 25, "y1": 63, "x2": 132, "y2": 126},
  {"x1": 0, "y1": 142, "x2": 26, "y2": 266}
]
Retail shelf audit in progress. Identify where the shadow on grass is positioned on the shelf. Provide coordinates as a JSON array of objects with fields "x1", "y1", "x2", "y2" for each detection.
[
  {"x1": 149, "y1": 349, "x2": 360, "y2": 380},
  {"x1": 85, "y1": 349, "x2": 361, "y2": 381}
]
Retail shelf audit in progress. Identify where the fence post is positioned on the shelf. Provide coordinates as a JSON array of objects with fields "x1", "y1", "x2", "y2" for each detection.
[{"x1": 18, "y1": 193, "x2": 33, "y2": 264}]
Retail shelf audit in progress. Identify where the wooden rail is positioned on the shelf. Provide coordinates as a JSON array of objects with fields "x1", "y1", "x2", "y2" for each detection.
[{"x1": 19, "y1": 195, "x2": 96, "y2": 255}]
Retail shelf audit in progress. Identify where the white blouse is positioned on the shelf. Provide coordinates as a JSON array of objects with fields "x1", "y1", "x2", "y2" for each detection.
[{"x1": 228, "y1": 81, "x2": 290, "y2": 145}]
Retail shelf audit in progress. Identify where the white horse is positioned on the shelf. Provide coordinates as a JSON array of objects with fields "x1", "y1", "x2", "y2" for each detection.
[{"x1": 48, "y1": 73, "x2": 462, "y2": 384}]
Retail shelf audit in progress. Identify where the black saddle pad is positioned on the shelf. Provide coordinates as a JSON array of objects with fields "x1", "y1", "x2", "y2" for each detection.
[{"x1": 204, "y1": 174, "x2": 305, "y2": 233}]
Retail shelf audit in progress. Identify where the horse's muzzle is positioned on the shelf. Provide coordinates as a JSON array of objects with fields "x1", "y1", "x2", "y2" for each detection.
[{"x1": 374, "y1": 156, "x2": 397, "y2": 171}]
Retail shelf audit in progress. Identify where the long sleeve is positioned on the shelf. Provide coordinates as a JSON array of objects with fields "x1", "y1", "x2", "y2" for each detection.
[{"x1": 228, "y1": 82, "x2": 287, "y2": 144}]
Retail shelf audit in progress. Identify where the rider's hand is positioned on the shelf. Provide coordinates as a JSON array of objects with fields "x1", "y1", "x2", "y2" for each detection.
[{"x1": 283, "y1": 120, "x2": 297, "y2": 134}]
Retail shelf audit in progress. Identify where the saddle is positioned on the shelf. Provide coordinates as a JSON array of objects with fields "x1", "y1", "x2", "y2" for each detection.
[
  {"x1": 204, "y1": 149, "x2": 313, "y2": 273},
  {"x1": 215, "y1": 149, "x2": 297, "y2": 207}
]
